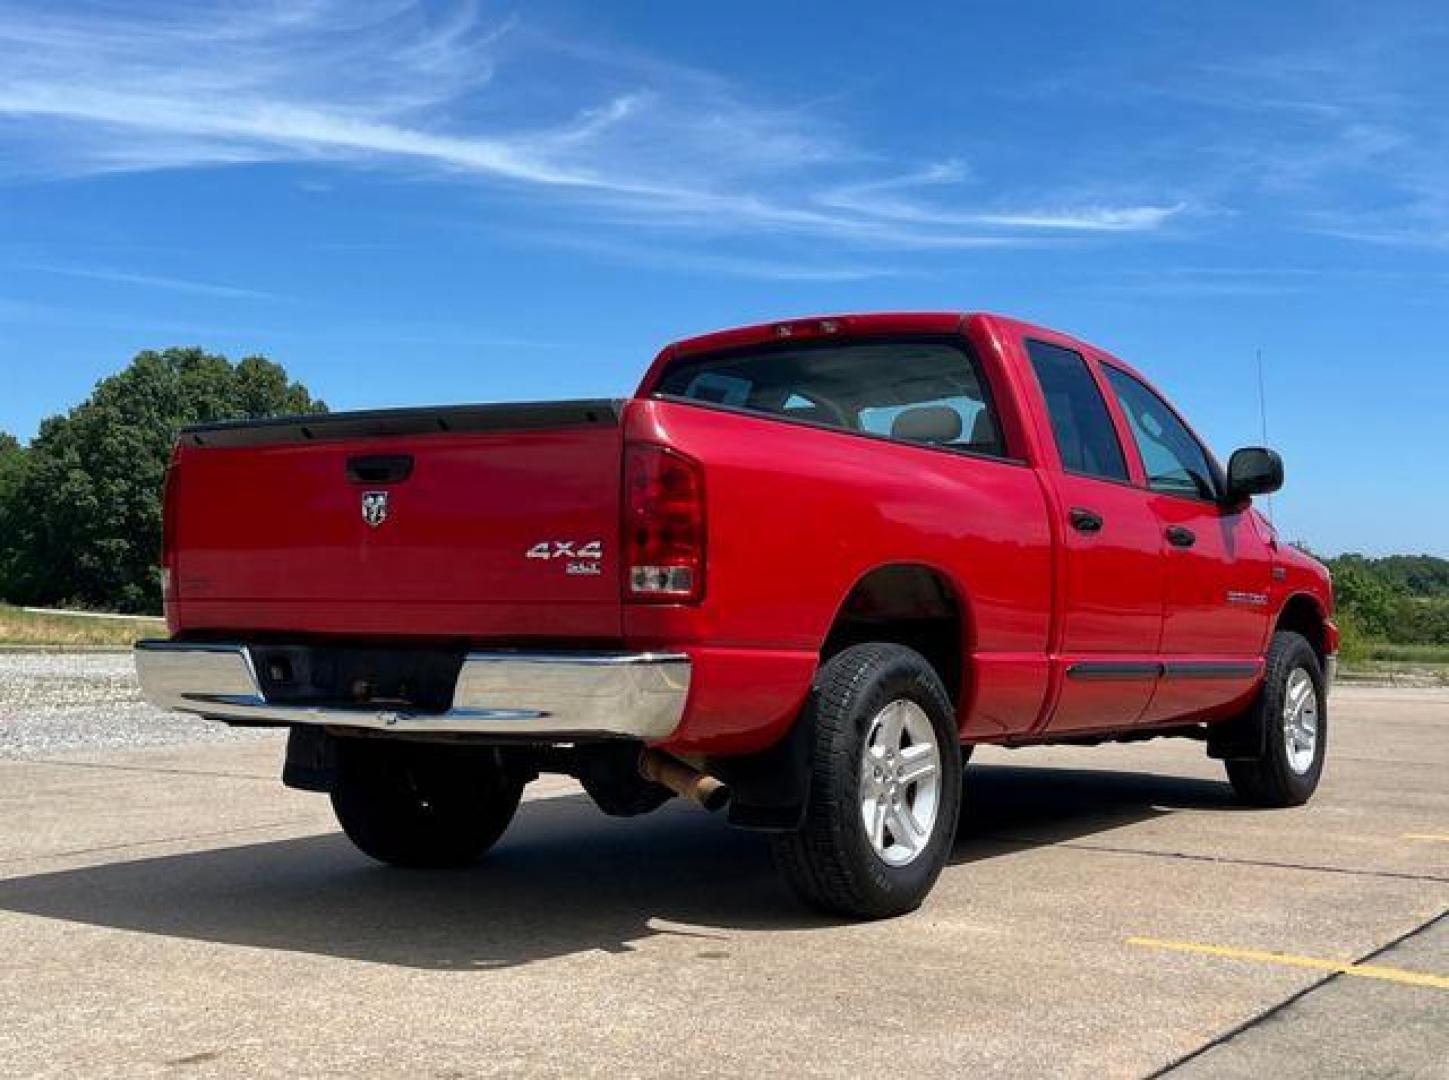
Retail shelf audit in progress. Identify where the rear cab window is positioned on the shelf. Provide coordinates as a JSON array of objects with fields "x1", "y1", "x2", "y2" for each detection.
[{"x1": 653, "y1": 339, "x2": 1008, "y2": 458}]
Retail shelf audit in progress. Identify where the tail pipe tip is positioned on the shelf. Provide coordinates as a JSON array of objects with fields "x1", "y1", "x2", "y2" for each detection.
[{"x1": 638, "y1": 749, "x2": 729, "y2": 812}]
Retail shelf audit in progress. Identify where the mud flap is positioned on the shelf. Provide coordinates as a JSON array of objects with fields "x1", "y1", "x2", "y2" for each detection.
[
  {"x1": 709, "y1": 712, "x2": 814, "y2": 832},
  {"x1": 282, "y1": 726, "x2": 339, "y2": 792},
  {"x1": 1206, "y1": 707, "x2": 1267, "y2": 761}
]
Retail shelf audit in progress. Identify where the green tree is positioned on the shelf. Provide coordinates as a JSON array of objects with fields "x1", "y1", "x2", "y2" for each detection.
[
  {"x1": 1388, "y1": 596, "x2": 1449, "y2": 647},
  {"x1": 0, "y1": 349, "x2": 325, "y2": 613},
  {"x1": 0, "y1": 431, "x2": 22, "y2": 500},
  {"x1": 1327, "y1": 559, "x2": 1402, "y2": 640},
  {"x1": 0, "y1": 432, "x2": 25, "y2": 598},
  {"x1": 1377, "y1": 555, "x2": 1449, "y2": 597}
]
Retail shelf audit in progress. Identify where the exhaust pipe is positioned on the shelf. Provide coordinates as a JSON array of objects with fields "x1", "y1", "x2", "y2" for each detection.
[{"x1": 639, "y1": 749, "x2": 729, "y2": 812}]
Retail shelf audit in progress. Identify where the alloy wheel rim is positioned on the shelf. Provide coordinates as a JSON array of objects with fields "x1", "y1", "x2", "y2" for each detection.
[
  {"x1": 859, "y1": 699, "x2": 942, "y2": 867},
  {"x1": 1282, "y1": 668, "x2": 1319, "y2": 775}
]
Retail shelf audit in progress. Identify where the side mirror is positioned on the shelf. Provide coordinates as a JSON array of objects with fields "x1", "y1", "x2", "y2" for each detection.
[{"x1": 1225, "y1": 447, "x2": 1283, "y2": 504}]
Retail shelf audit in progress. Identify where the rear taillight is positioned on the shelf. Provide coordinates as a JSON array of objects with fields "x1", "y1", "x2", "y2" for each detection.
[{"x1": 624, "y1": 443, "x2": 705, "y2": 603}]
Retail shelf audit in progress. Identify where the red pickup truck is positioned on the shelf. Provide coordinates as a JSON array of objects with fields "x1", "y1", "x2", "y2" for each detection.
[{"x1": 137, "y1": 311, "x2": 1336, "y2": 918}]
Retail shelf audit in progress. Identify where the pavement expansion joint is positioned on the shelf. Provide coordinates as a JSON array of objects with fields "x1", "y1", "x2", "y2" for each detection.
[
  {"x1": 21, "y1": 757, "x2": 277, "y2": 782},
  {"x1": 1146, "y1": 908, "x2": 1449, "y2": 1077},
  {"x1": 992, "y1": 834, "x2": 1449, "y2": 885}
]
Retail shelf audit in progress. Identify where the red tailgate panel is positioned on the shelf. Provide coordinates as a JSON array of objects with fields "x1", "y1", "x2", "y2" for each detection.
[{"x1": 173, "y1": 422, "x2": 624, "y2": 642}]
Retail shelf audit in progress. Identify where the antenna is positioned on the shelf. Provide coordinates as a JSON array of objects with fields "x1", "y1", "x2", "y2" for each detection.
[{"x1": 1256, "y1": 347, "x2": 1274, "y2": 523}]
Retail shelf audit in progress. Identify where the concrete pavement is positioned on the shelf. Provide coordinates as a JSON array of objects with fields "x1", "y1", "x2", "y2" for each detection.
[{"x1": 0, "y1": 672, "x2": 1445, "y2": 1078}]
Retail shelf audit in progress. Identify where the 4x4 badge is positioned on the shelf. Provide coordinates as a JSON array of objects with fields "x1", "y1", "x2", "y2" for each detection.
[{"x1": 361, "y1": 491, "x2": 390, "y2": 529}]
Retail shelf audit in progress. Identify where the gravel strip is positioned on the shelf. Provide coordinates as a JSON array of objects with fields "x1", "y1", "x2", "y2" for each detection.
[{"x1": 0, "y1": 652, "x2": 270, "y2": 758}]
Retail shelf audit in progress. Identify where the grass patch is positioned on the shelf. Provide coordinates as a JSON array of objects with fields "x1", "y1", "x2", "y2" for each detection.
[
  {"x1": 1359, "y1": 641, "x2": 1449, "y2": 664},
  {"x1": 1339, "y1": 658, "x2": 1449, "y2": 688},
  {"x1": 0, "y1": 604, "x2": 162, "y2": 648},
  {"x1": 1339, "y1": 633, "x2": 1449, "y2": 686}
]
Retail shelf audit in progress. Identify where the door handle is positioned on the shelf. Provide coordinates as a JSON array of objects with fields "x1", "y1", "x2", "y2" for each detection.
[
  {"x1": 1166, "y1": 525, "x2": 1197, "y2": 548},
  {"x1": 1069, "y1": 507, "x2": 1104, "y2": 534}
]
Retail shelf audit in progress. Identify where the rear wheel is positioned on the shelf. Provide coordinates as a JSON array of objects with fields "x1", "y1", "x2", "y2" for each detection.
[
  {"x1": 770, "y1": 643, "x2": 962, "y2": 919},
  {"x1": 331, "y1": 739, "x2": 523, "y2": 868},
  {"x1": 1224, "y1": 631, "x2": 1327, "y2": 807}
]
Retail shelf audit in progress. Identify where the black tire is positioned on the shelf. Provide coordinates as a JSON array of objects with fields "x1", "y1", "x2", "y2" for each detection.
[
  {"x1": 330, "y1": 739, "x2": 523, "y2": 868},
  {"x1": 1224, "y1": 631, "x2": 1327, "y2": 807},
  {"x1": 770, "y1": 643, "x2": 963, "y2": 919}
]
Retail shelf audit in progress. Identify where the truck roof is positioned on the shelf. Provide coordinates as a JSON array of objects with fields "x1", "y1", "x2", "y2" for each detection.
[
  {"x1": 644, "y1": 311, "x2": 1147, "y2": 393},
  {"x1": 661, "y1": 311, "x2": 1105, "y2": 360}
]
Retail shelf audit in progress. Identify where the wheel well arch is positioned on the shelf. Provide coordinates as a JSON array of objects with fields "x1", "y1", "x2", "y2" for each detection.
[
  {"x1": 1275, "y1": 592, "x2": 1329, "y2": 663},
  {"x1": 820, "y1": 563, "x2": 968, "y2": 704}
]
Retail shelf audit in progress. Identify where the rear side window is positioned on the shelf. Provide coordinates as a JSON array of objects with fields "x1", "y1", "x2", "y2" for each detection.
[
  {"x1": 1025, "y1": 340, "x2": 1129, "y2": 482},
  {"x1": 655, "y1": 340, "x2": 1006, "y2": 457},
  {"x1": 1103, "y1": 366, "x2": 1220, "y2": 500}
]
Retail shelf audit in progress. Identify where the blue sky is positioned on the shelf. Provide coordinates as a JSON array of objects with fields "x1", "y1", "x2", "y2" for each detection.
[{"x1": 1, "y1": 0, "x2": 1446, "y2": 555}]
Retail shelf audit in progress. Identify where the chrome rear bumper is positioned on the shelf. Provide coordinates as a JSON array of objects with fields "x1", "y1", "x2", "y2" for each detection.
[{"x1": 134, "y1": 641, "x2": 690, "y2": 740}]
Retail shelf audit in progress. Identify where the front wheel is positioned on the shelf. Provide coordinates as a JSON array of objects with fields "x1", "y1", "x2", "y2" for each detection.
[
  {"x1": 331, "y1": 738, "x2": 523, "y2": 868},
  {"x1": 770, "y1": 643, "x2": 963, "y2": 919},
  {"x1": 1224, "y1": 631, "x2": 1327, "y2": 807}
]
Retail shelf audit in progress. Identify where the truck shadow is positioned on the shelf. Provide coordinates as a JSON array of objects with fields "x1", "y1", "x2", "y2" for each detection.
[
  {"x1": 0, "y1": 763, "x2": 1240, "y2": 970},
  {"x1": 955, "y1": 760, "x2": 1241, "y2": 856}
]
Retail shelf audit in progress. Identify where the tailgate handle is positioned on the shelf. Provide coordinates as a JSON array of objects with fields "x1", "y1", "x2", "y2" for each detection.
[{"x1": 346, "y1": 455, "x2": 414, "y2": 485}]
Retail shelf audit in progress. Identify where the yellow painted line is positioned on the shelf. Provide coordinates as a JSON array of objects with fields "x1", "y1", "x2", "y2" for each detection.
[
  {"x1": 1403, "y1": 833, "x2": 1449, "y2": 842},
  {"x1": 1126, "y1": 937, "x2": 1449, "y2": 991}
]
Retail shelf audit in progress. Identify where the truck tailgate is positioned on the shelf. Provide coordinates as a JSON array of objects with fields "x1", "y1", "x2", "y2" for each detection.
[{"x1": 170, "y1": 401, "x2": 624, "y2": 641}]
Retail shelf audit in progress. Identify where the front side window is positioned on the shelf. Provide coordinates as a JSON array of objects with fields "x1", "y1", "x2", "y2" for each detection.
[
  {"x1": 654, "y1": 340, "x2": 1006, "y2": 456},
  {"x1": 1025, "y1": 340, "x2": 1129, "y2": 483},
  {"x1": 1103, "y1": 366, "x2": 1219, "y2": 500}
]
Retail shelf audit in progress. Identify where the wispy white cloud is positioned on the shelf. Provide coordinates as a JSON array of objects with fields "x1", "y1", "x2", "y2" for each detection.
[
  {"x1": 985, "y1": 15, "x2": 1449, "y2": 253},
  {"x1": 1084, "y1": 263, "x2": 1449, "y2": 298},
  {"x1": 227, "y1": 322, "x2": 572, "y2": 349},
  {"x1": 1144, "y1": 30, "x2": 1449, "y2": 248},
  {"x1": 0, "y1": 0, "x2": 1182, "y2": 265},
  {"x1": 819, "y1": 163, "x2": 1185, "y2": 233},
  {"x1": 515, "y1": 231, "x2": 902, "y2": 282},
  {"x1": 0, "y1": 296, "x2": 59, "y2": 322},
  {"x1": 1088, "y1": 268, "x2": 1309, "y2": 299},
  {"x1": 25, "y1": 264, "x2": 276, "y2": 300},
  {"x1": 970, "y1": 205, "x2": 1186, "y2": 231}
]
